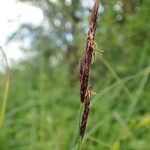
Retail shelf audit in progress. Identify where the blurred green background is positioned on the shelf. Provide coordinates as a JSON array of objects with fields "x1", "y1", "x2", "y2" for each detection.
[{"x1": 0, "y1": 0, "x2": 150, "y2": 149}]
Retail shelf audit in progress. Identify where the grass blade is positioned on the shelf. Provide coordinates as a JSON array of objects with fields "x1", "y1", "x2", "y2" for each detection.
[{"x1": 0, "y1": 46, "x2": 10, "y2": 127}]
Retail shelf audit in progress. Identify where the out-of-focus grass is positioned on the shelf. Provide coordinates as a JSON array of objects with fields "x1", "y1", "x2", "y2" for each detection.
[{"x1": 0, "y1": 55, "x2": 149, "y2": 150}]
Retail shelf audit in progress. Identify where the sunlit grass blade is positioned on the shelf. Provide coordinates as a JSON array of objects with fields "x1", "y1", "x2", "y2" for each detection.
[{"x1": 0, "y1": 46, "x2": 10, "y2": 128}]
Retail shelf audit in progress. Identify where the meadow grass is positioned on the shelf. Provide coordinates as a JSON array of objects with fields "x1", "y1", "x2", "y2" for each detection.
[{"x1": 0, "y1": 53, "x2": 149, "y2": 150}]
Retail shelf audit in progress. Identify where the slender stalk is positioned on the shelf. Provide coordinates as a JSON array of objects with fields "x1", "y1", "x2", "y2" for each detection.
[
  {"x1": 79, "y1": 0, "x2": 100, "y2": 139},
  {"x1": 0, "y1": 46, "x2": 10, "y2": 128}
]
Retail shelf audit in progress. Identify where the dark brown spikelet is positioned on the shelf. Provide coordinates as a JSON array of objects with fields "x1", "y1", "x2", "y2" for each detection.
[{"x1": 79, "y1": 0, "x2": 100, "y2": 139}]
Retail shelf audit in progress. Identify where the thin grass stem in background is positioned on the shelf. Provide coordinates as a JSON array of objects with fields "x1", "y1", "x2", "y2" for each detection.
[
  {"x1": 0, "y1": 46, "x2": 10, "y2": 128},
  {"x1": 101, "y1": 57, "x2": 133, "y2": 100},
  {"x1": 127, "y1": 73, "x2": 149, "y2": 121}
]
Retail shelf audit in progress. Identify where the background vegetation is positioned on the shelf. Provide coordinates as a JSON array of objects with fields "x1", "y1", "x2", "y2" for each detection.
[{"x1": 0, "y1": 0, "x2": 150, "y2": 149}]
